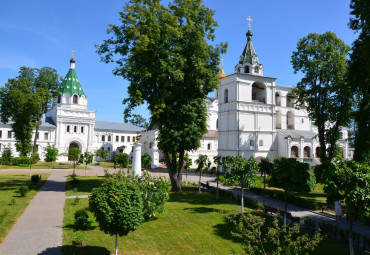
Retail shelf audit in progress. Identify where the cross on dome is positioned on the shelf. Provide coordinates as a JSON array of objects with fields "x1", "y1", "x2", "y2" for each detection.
[{"x1": 246, "y1": 16, "x2": 253, "y2": 30}]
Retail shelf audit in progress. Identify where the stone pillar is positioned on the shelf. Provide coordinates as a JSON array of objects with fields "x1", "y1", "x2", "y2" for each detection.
[{"x1": 132, "y1": 142, "x2": 142, "y2": 176}]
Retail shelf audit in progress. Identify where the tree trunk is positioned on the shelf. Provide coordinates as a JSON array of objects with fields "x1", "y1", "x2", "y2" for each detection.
[
  {"x1": 165, "y1": 152, "x2": 183, "y2": 192},
  {"x1": 29, "y1": 116, "x2": 42, "y2": 176},
  {"x1": 284, "y1": 190, "x2": 288, "y2": 225},
  {"x1": 241, "y1": 184, "x2": 244, "y2": 213},
  {"x1": 349, "y1": 212, "x2": 354, "y2": 255},
  {"x1": 115, "y1": 233, "x2": 118, "y2": 255},
  {"x1": 216, "y1": 170, "x2": 219, "y2": 200},
  {"x1": 198, "y1": 170, "x2": 202, "y2": 193},
  {"x1": 263, "y1": 173, "x2": 266, "y2": 190},
  {"x1": 185, "y1": 168, "x2": 188, "y2": 187}
]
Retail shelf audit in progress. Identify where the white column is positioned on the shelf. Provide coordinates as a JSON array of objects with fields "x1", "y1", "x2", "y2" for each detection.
[{"x1": 132, "y1": 142, "x2": 142, "y2": 176}]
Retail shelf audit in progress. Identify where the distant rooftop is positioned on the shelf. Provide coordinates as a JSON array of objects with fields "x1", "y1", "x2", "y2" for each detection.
[
  {"x1": 95, "y1": 121, "x2": 142, "y2": 132},
  {"x1": 277, "y1": 130, "x2": 317, "y2": 140}
]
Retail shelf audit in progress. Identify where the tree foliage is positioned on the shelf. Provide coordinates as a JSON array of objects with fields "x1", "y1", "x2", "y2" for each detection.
[
  {"x1": 229, "y1": 156, "x2": 258, "y2": 212},
  {"x1": 141, "y1": 152, "x2": 152, "y2": 169},
  {"x1": 348, "y1": 0, "x2": 370, "y2": 161},
  {"x1": 0, "y1": 67, "x2": 60, "y2": 158},
  {"x1": 89, "y1": 177, "x2": 144, "y2": 255},
  {"x1": 95, "y1": 149, "x2": 108, "y2": 161},
  {"x1": 227, "y1": 212, "x2": 323, "y2": 255},
  {"x1": 68, "y1": 147, "x2": 81, "y2": 162},
  {"x1": 44, "y1": 144, "x2": 59, "y2": 163},
  {"x1": 96, "y1": 0, "x2": 227, "y2": 191},
  {"x1": 291, "y1": 32, "x2": 351, "y2": 162},
  {"x1": 258, "y1": 157, "x2": 273, "y2": 190},
  {"x1": 322, "y1": 157, "x2": 370, "y2": 255},
  {"x1": 127, "y1": 114, "x2": 149, "y2": 129},
  {"x1": 113, "y1": 153, "x2": 130, "y2": 169},
  {"x1": 269, "y1": 157, "x2": 315, "y2": 224},
  {"x1": 195, "y1": 154, "x2": 209, "y2": 192}
]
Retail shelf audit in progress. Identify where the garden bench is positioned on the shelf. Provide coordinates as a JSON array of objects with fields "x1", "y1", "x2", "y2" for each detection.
[
  {"x1": 52, "y1": 165, "x2": 70, "y2": 169},
  {"x1": 263, "y1": 205, "x2": 300, "y2": 224},
  {"x1": 200, "y1": 182, "x2": 211, "y2": 192},
  {"x1": 263, "y1": 204, "x2": 278, "y2": 215}
]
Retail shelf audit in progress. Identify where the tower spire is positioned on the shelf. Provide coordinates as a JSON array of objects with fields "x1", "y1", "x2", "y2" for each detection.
[
  {"x1": 218, "y1": 58, "x2": 227, "y2": 78},
  {"x1": 70, "y1": 50, "x2": 75, "y2": 69}
]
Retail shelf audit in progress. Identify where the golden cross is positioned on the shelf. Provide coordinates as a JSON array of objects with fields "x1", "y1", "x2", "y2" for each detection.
[
  {"x1": 72, "y1": 50, "x2": 75, "y2": 58},
  {"x1": 246, "y1": 16, "x2": 253, "y2": 30}
]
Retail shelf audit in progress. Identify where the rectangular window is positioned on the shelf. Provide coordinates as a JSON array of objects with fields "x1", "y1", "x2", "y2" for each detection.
[
  {"x1": 81, "y1": 127, "x2": 84, "y2": 133},
  {"x1": 250, "y1": 140, "x2": 254, "y2": 146},
  {"x1": 44, "y1": 132, "x2": 48, "y2": 140},
  {"x1": 67, "y1": 125, "x2": 70, "y2": 133},
  {"x1": 133, "y1": 136, "x2": 135, "y2": 142},
  {"x1": 128, "y1": 136, "x2": 130, "y2": 142},
  {"x1": 0, "y1": 130, "x2": 2, "y2": 138},
  {"x1": 8, "y1": 131, "x2": 12, "y2": 139},
  {"x1": 108, "y1": 136, "x2": 111, "y2": 142},
  {"x1": 116, "y1": 136, "x2": 119, "y2": 142},
  {"x1": 121, "y1": 136, "x2": 125, "y2": 142},
  {"x1": 74, "y1": 126, "x2": 77, "y2": 133}
]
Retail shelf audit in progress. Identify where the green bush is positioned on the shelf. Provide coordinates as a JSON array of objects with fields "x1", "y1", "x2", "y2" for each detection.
[
  {"x1": 0, "y1": 147, "x2": 13, "y2": 165},
  {"x1": 29, "y1": 153, "x2": 40, "y2": 164},
  {"x1": 74, "y1": 209, "x2": 90, "y2": 229},
  {"x1": 31, "y1": 174, "x2": 41, "y2": 184},
  {"x1": 12, "y1": 156, "x2": 30, "y2": 166},
  {"x1": 73, "y1": 231, "x2": 87, "y2": 246},
  {"x1": 74, "y1": 196, "x2": 80, "y2": 205},
  {"x1": 18, "y1": 185, "x2": 29, "y2": 197}
]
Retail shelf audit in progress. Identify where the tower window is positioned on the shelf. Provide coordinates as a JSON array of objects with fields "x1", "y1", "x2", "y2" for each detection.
[
  {"x1": 244, "y1": 66, "x2": 250, "y2": 73},
  {"x1": 73, "y1": 95, "x2": 78, "y2": 104},
  {"x1": 108, "y1": 135, "x2": 111, "y2": 142},
  {"x1": 8, "y1": 131, "x2": 12, "y2": 139},
  {"x1": 57, "y1": 94, "x2": 61, "y2": 103},
  {"x1": 74, "y1": 126, "x2": 77, "y2": 133},
  {"x1": 254, "y1": 66, "x2": 259, "y2": 73},
  {"x1": 81, "y1": 127, "x2": 84, "y2": 133},
  {"x1": 116, "y1": 136, "x2": 119, "y2": 142},
  {"x1": 207, "y1": 143, "x2": 211, "y2": 150},
  {"x1": 67, "y1": 125, "x2": 70, "y2": 133},
  {"x1": 44, "y1": 132, "x2": 48, "y2": 140},
  {"x1": 102, "y1": 135, "x2": 105, "y2": 142},
  {"x1": 0, "y1": 130, "x2": 2, "y2": 138},
  {"x1": 224, "y1": 89, "x2": 229, "y2": 103}
]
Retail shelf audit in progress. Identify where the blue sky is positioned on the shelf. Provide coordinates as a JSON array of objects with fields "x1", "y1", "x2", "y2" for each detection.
[{"x1": 0, "y1": 0, "x2": 357, "y2": 122}]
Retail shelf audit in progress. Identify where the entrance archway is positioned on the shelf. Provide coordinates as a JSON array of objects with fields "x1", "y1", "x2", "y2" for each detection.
[{"x1": 69, "y1": 142, "x2": 80, "y2": 149}]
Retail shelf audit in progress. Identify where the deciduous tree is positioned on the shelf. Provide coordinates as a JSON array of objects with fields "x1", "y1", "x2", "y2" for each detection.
[
  {"x1": 195, "y1": 154, "x2": 209, "y2": 193},
  {"x1": 141, "y1": 153, "x2": 152, "y2": 170},
  {"x1": 127, "y1": 114, "x2": 149, "y2": 129},
  {"x1": 269, "y1": 157, "x2": 316, "y2": 225},
  {"x1": 68, "y1": 147, "x2": 81, "y2": 175},
  {"x1": 322, "y1": 157, "x2": 370, "y2": 255},
  {"x1": 183, "y1": 153, "x2": 192, "y2": 187},
  {"x1": 81, "y1": 151, "x2": 94, "y2": 176},
  {"x1": 44, "y1": 144, "x2": 59, "y2": 163},
  {"x1": 229, "y1": 156, "x2": 258, "y2": 212},
  {"x1": 291, "y1": 32, "x2": 352, "y2": 163},
  {"x1": 0, "y1": 66, "x2": 60, "y2": 175},
  {"x1": 96, "y1": 0, "x2": 227, "y2": 191},
  {"x1": 258, "y1": 157, "x2": 273, "y2": 190},
  {"x1": 348, "y1": 0, "x2": 370, "y2": 161}
]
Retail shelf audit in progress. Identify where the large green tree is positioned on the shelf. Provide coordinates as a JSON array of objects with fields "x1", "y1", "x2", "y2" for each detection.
[
  {"x1": 322, "y1": 157, "x2": 370, "y2": 255},
  {"x1": 348, "y1": 0, "x2": 370, "y2": 161},
  {"x1": 0, "y1": 67, "x2": 60, "y2": 174},
  {"x1": 269, "y1": 157, "x2": 316, "y2": 225},
  {"x1": 127, "y1": 114, "x2": 149, "y2": 129},
  {"x1": 291, "y1": 32, "x2": 352, "y2": 163},
  {"x1": 96, "y1": 0, "x2": 226, "y2": 191}
]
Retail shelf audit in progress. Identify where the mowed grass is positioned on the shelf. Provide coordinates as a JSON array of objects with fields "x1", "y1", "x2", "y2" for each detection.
[
  {"x1": 0, "y1": 174, "x2": 49, "y2": 243},
  {"x1": 0, "y1": 161, "x2": 91, "y2": 170},
  {"x1": 62, "y1": 183, "x2": 356, "y2": 255}
]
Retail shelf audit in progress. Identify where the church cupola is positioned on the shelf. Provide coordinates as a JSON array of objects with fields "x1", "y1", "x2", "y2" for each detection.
[
  {"x1": 235, "y1": 17, "x2": 263, "y2": 76},
  {"x1": 57, "y1": 52, "x2": 88, "y2": 108}
]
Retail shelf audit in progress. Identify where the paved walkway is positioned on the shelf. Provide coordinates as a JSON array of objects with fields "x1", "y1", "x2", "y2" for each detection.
[{"x1": 0, "y1": 171, "x2": 67, "y2": 255}]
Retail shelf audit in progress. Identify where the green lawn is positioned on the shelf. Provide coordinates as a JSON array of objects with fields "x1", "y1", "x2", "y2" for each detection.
[
  {"x1": 0, "y1": 174, "x2": 49, "y2": 243},
  {"x1": 62, "y1": 184, "x2": 356, "y2": 255},
  {"x1": 0, "y1": 162, "x2": 91, "y2": 170}
]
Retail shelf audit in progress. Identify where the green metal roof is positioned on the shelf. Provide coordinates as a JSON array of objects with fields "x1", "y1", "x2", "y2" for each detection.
[
  {"x1": 59, "y1": 64, "x2": 86, "y2": 97},
  {"x1": 239, "y1": 28, "x2": 259, "y2": 66}
]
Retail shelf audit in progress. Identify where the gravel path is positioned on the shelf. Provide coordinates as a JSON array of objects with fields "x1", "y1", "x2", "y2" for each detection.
[{"x1": 0, "y1": 171, "x2": 67, "y2": 255}]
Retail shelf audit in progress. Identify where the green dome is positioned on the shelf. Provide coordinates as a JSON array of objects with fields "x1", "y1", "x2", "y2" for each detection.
[
  {"x1": 246, "y1": 29, "x2": 253, "y2": 39},
  {"x1": 59, "y1": 59, "x2": 86, "y2": 98}
]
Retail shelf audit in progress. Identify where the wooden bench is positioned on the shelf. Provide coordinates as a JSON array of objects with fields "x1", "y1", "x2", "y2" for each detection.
[
  {"x1": 263, "y1": 204, "x2": 300, "y2": 224},
  {"x1": 200, "y1": 182, "x2": 211, "y2": 192},
  {"x1": 52, "y1": 165, "x2": 70, "y2": 169}
]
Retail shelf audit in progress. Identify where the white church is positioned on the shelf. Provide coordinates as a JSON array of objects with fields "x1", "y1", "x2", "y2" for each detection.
[{"x1": 0, "y1": 25, "x2": 350, "y2": 167}]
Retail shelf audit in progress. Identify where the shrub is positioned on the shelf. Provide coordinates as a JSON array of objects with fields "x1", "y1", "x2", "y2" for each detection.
[
  {"x1": 74, "y1": 196, "x2": 80, "y2": 205},
  {"x1": 29, "y1": 153, "x2": 40, "y2": 164},
  {"x1": 302, "y1": 217, "x2": 316, "y2": 233},
  {"x1": 31, "y1": 174, "x2": 41, "y2": 184},
  {"x1": 74, "y1": 209, "x2": 90, "y2": 229},
  {"x1": 0, "y1": 147, "x2": 13, "y2": 165},
  {"x1": 18, "y1": 186, "x2": 29, "y2": 197},
  {"x1": 10, "y1": 198, "x2": 16, "y2": 206},
  {"x1": 73, "y1": 231, "x2": 87, "y2": 246}
]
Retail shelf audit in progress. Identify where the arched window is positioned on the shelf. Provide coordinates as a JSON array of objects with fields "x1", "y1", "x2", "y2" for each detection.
[
  {"x1": 287, "y1": 111, "x2": 295, "y2": 130},
  {"x1": 315, "y1": 147, "x2": 320, "y2": 158},
  {"x1": 224, "y1": 89, "x2": 228, "y2": 103},
  {"x1": 207, "y1": 143, "x2": 211, "y2": 150},
  {"x1": 254, "y1": 66, "x2": 259, "y2": 73},
  {"x1": 66, "y1": 125, "x2": 70, "y2": 133},
  {"x1": 102, "y1": 135, "x2": 105, "y2": 142},
  {"x1": 251, "y1": 82, "x2": 266, "y2": 103},
  {"x1": 73, "y1": 94, "x2": 78, "y2": 104},
  {"x1": 216, "y1": 118, "x2": 218, "y2": 129},
  {"x1": 107, "y1": 147, "x2": 111, "y2": 151},
  {"x1": 304, "y1": 146, "x2": 311, "y2": 158},
  {"x1": 149, "y1": 142, "x2": 152, "y2": 149},
  {"x1": 276, "y1": 111, "x2": 282, "y2": 129},
  {"x1": 108, "y1": 135, "x2": 111, "y2": 142},
  {"x1": 287, "y1": 93, "x2": 293, "y2": 107},
  {"x1": 291, "y1": 146, "x2": 299, "y2": 158},
  {"x1": 244, "y1": 66, "x2": 250, "y2": 73},
  {"x1": 275, "y1": 92, "x2": 281, "y2": 106},
  {"x1": 57, "y1": 94, "x2": 61, "y2": 103}
]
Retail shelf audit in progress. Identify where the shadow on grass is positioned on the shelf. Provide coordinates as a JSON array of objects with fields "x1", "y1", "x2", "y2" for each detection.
[
  {"x1": 184, "y1": 207, "x2": 221, "y2": 214},
  {"x1": 38, "y1": 245, "x2": 110, "y2": 255},
  {"x1": 66, "y1": 178, "x2": 105, "y2": 194},
  {"x1": 63, "y1": 224, "x2": 97, "y2": 231}
]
